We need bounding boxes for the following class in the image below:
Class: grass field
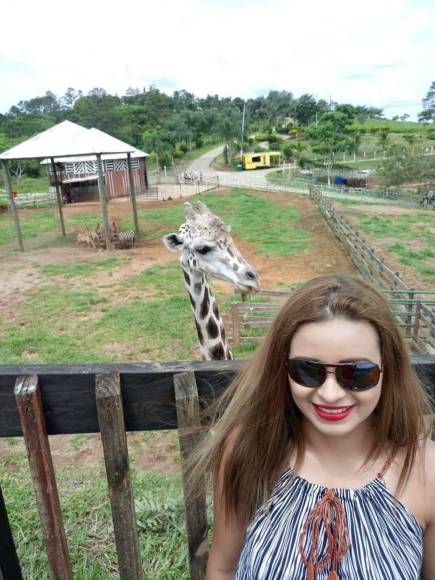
[2,449,194,579]
[1,186,432,577]
[355,212,435,281]
[0,188,315,577]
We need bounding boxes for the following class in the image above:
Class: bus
[241,151,282,170]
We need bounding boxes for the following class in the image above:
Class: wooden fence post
[232,303,241,349]
[14,375,73,580]
[174,372,208,580]
[95,371,143,580]
[413,300,421,345]
[0,483,22,580]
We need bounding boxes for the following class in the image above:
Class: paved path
[187,148,406,205]
[187,145,225,172]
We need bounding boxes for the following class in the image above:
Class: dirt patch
[0,431,180,475]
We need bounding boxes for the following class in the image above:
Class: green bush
[254,132,269,142]
[267,133,280,144]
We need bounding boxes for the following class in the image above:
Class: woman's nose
[316,373,347,402]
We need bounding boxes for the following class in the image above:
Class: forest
[0,82,434,181]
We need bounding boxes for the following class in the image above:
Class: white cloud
[0,0,434,118]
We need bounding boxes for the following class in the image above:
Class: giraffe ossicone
[163,201,260,360]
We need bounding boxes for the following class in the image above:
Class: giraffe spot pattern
[210,342,225,360]
[194,282,202,294]
[195,321,204,345]
[200,287,210,320]
[183,269,191,286]
[213,302,220,319]
[206,316,219,339]
[233,263,239,272]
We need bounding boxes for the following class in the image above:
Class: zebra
[117,230,135,249]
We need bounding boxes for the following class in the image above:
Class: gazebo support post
[127,153,140,235]
[96,153,112,250]
[50,158,66,236]
[1,160,24,252]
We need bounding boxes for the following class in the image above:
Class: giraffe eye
[196,245,213,255]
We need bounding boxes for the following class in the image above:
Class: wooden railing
[0,361,242,580]
[1,359,435,578]
[231,294,435,352]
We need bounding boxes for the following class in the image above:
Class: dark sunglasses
[287,358,382,391]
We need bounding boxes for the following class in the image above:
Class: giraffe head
[163,201,260,292]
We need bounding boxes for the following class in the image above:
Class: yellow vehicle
[241,151,281,170]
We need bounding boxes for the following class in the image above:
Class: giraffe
[163,201,260,360]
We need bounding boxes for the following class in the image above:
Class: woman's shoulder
[422,437,435,485]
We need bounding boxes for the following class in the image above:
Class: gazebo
[0,121,147,251]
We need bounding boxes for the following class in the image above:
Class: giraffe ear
[162,233,185,252]
[184,202,194,220]
[195,201,209,214]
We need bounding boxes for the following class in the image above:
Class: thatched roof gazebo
[0,121,146,250]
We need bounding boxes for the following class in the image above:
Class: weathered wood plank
[0,483,22,580]
[0,361,241,437]
[0,359,433,437]
[14,375,73,580]
[95,372,143,580]
[174,372,208,580]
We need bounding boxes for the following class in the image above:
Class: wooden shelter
[41,128,149,203]
[0,121,147,250]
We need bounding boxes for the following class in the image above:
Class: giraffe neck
[182,265,232,360]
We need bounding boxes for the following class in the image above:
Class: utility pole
[240,102,246,156]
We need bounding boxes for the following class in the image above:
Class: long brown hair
[190,274,433,525]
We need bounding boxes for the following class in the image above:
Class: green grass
[40,258,122,278]
[350,212,435,282]
[134,189,311,256]
[1,462,196,578]
[12,175,50,194]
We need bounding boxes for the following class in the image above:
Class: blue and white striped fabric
[235,470,423,579]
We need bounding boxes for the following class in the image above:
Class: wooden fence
[231,292,435,352]
[0,361,241,580]
[1,359,435,578]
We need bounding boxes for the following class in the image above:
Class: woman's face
[288,317,383,438]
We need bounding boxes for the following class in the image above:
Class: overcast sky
[1,0,434,119]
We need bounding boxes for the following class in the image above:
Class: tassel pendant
[328,572,338,580]
[307,561,315,580]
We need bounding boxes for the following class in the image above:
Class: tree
[378,152,435,189]
[377,129,389,157]
[402,133,417,153]
[215,108,242,164]
[305,112,351,184]
[348,129,362,160]
[418,81,435,123]
[292,94,317,126]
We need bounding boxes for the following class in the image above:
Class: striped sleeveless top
[235,465,423,579]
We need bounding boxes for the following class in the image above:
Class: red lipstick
[312,403,355,422]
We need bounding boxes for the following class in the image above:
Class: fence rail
[0,191,55,208]
[0,361,240,580]
[0,359,434,579]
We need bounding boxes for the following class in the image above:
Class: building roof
[0,120,146,161]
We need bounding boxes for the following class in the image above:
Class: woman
[193,275,434,579]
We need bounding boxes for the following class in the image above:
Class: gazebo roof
[0,120,141,161]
